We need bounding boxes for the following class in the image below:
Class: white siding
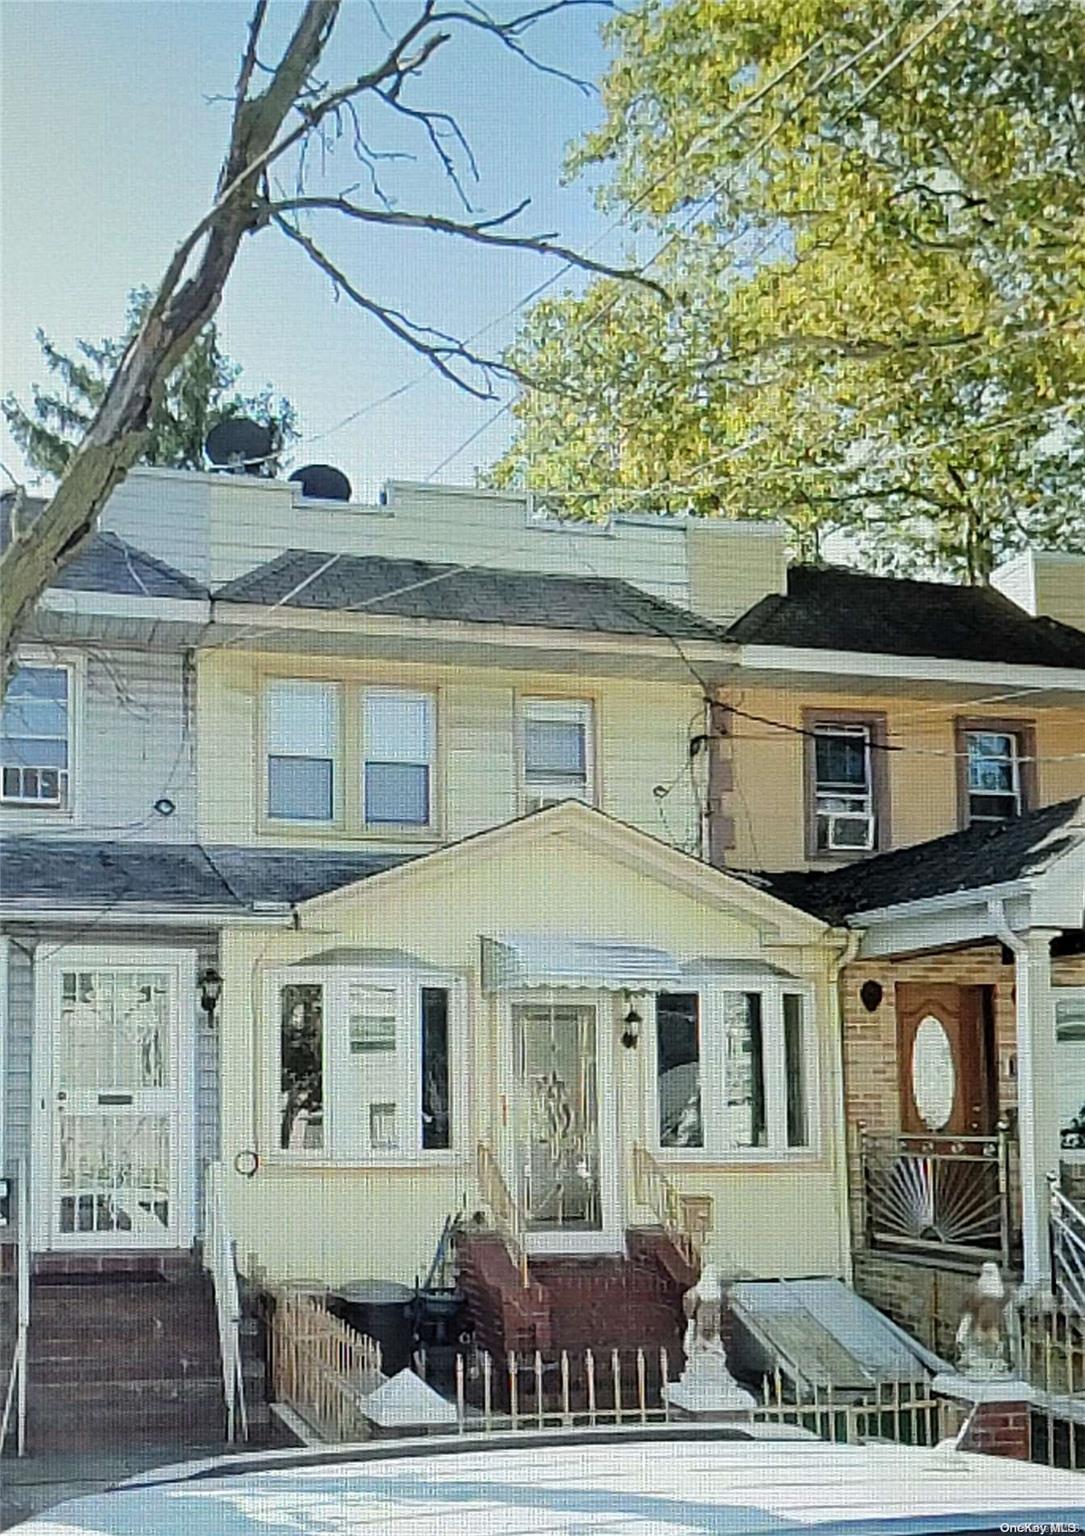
[0,928,220,1235]
[1,646,196,842]
[99,468,211,585]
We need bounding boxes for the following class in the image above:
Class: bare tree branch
[266,192,669,294]
[275,213,533,398]
[235,0,269,104]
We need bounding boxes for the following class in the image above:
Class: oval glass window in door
[912,1014,956,1131]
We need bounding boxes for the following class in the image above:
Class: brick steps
[457,1231,689,1360]
[13,1253,270,1454]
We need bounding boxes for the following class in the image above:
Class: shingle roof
[51,531,206,599]
[214,550,731,642]
[727,564,1085,669]
[749,796,1085,922]
[0,839,414,911]
[1,492,204,600]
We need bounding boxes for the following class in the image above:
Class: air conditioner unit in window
[823,811,875,851]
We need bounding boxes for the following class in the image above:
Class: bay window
[272,968,457,1160]
[652,981,814,1157]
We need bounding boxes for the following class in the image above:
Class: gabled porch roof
[753,796,1085,956]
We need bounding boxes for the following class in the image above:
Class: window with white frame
[265,680,339,822]
[363,689,434,827]
[1057,990,1085,1155]
[274,969,454,1160]
[812,723,875,852]
[965,730,1023,824]
[653,983,814,1157]
[521,697,594,811]
[0,664,71,809]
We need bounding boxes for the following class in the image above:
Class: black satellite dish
[289,464,353,502]
[205,417,274,474]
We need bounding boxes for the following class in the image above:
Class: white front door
[510,997,620,1253]
[37,947,195,1250]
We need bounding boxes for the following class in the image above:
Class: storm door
[513,1002,604,1235]
[43,952,192,1248]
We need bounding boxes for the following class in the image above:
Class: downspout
[828,926,861,1285]
[988,897,1057,1295]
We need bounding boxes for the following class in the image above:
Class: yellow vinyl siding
[726,687,1085,872]
[197,649,704,850]
[217,830,845,1286]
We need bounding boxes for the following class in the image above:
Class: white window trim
[263,678,343,828]
[647,976,819,1165]
[360,686,437,832]
[518,695,597,814]
[264,966,465,1168]
[1056,985,1085,1164]
[0,649,83,824]
[966,729,1023,823]
[813,723,875,853]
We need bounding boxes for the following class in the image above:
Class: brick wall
[842,947,1085,1249]
[852,1252,974,1358]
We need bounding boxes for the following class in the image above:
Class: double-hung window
[0,664,71,809]
[273,968,455,1160]
[363,689,434,827]
[521,697,594,811]
[653,982,814,1158]
[266,680,338,823]
[964,730,1024,824]
[809,718,882,854]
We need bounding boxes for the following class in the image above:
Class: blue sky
[1,0,626,499]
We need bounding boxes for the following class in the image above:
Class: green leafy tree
[493,0,1085,580]
[3,288,298,478]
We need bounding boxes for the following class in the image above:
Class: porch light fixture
[198,967,223,1020]
[621,993,643,1050]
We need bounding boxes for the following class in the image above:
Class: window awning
[481,935,682,993]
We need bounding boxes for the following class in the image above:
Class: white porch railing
[632,1144,711,1274]
[477,1142,530,1287]
[203,1161,248,1443]
[1050,1173,1085,1318]
[1,1158,29,1457]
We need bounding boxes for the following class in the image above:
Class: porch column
[1012,926,1061,1293]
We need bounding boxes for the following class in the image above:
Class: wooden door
[897,983,996,1137]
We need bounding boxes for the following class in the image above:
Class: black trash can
[329,1280,415,1376]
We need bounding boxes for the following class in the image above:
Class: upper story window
[363,689,434,826]
[521,697,594,812]
[965,730,1024,823]
[266,680,339,823]
[263,680,436,830]
[807,715,887,855]
[956,716,1034,829]
[274,969,455,1161]
[0,664,71,810]
[652,982,814,1159]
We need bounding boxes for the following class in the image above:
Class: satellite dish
[205,417,274,473]
[289,464,352,502]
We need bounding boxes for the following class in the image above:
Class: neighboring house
[702,550,1085,1343]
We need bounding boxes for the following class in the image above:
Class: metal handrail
[1,1157,29,1457]
[632,1144,711,1274]
[203,1161,248,1443]
[1050,1173,1085,1317]
[477,1143,530,1288]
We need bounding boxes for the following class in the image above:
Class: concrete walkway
[1,1445,230,1529]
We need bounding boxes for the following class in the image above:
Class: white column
[1014,927,1061,1292]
